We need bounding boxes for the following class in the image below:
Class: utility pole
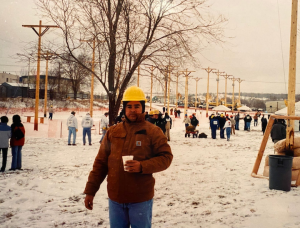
[148,65,155,110]
[236,78,244,105]
[179,69,195,116]
[229,77,237,111]
[80,38,97,117]
[167,64,178,113]
[175,72,182,109]
[221,73,232,107]
[40,51,54,117]
[286,0,298,150]
[213,70,224,106]
[193,77,202,111]
[203,67,215,117]
[23,20,58,131]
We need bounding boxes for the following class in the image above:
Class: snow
[1,107,300,228]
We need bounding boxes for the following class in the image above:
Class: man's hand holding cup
[122,156,141,173]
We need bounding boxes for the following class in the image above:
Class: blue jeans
[226,128,231,140]
[49,113,53,120]
[100,130,107,143]
[11,146,22,170]
[246,122,251,130]
[83,128,91,145]
[109,198,153,228]
[68,127,76,144]
[185,123,189,128]
[235,121,239,130]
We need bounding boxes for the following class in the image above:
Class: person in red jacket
[84,86,173,227]
[10,115,25,171]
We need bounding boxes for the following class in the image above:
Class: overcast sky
[0,0,298,95]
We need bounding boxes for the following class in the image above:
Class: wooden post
[251,116,275,176]
[236,78,244,105]
[193,78,202,110]
[203,67,214,117]
[167,65,171,113]
[41,51,54,118]
[175,72,179,109]
[221,74,232,107]
[213,70,224,107]
[286,0,298,150]
[150,66,154,110]
[230,77,237,111]
[179,69,195,116]
[60,121,62,138]
[22,21,58,130]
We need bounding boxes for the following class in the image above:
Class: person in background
[67,111,78,145]
[10,115,25,171]
[82,113,94,145]
[177,109,181,118]
[210,115,219,139]
[147,110,156,125]
[253,112,258,126]
[84,86,172,228]
[218,114,226,139]
[261,115,268,135]
[235,112,240,130]
[164,112,172,141]
[0,116,11,172]
[230,115,235,135]
[156,112,167,134]
[144,111,149,120]
[244,114,252,131]
[115,110,124,124]
[48,105,54,120]
[174,108,177,118]
[183,113,191,129]
[223,116,232,141]
[100,112,109,143]
[190,113,199,129]
[271,119,286,144]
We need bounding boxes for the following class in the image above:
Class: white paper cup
[122,155,134,171]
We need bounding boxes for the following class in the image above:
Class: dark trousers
[235,121,239,130]
[49,113,53,120]
[211,129,217,139]
[0,148,8,172]
[220,128,225,138]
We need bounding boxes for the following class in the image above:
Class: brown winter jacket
[84,113,173,203]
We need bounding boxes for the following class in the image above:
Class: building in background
[0,72,19,84]
[265,101,286,113]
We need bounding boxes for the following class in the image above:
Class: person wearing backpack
[0,116,11,172]
[190,113,199,129]
[10,115,25,171]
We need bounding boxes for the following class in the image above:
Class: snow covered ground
[1,106,300,228]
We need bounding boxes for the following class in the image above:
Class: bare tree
[37,0,227,123]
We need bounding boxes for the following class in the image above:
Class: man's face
[153,114,158,119]
[125,101,143,122]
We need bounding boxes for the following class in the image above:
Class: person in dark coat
[244,114,252,131]
[115,110,124,124]
[156,113,167,134]
[210,115,219,139]
[218,114,226,139]
[177,109,181,118]
[163,107,166,113]
[271,119,286,143]
[190,113,199,129]
[261,115,268,135]
[10,115,25,171]
[234,112,240,130]
[144,111,149,120]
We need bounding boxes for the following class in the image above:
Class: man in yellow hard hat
[84,86,173,227]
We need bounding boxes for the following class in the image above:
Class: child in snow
[223,116,232,141]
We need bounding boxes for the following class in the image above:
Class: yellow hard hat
[149,110,154,115]
[153,109,160,115]
[122,86,147,102]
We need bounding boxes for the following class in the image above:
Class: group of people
[66,111,95,146]
[0,115,25,172]
[209,113,235,141]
